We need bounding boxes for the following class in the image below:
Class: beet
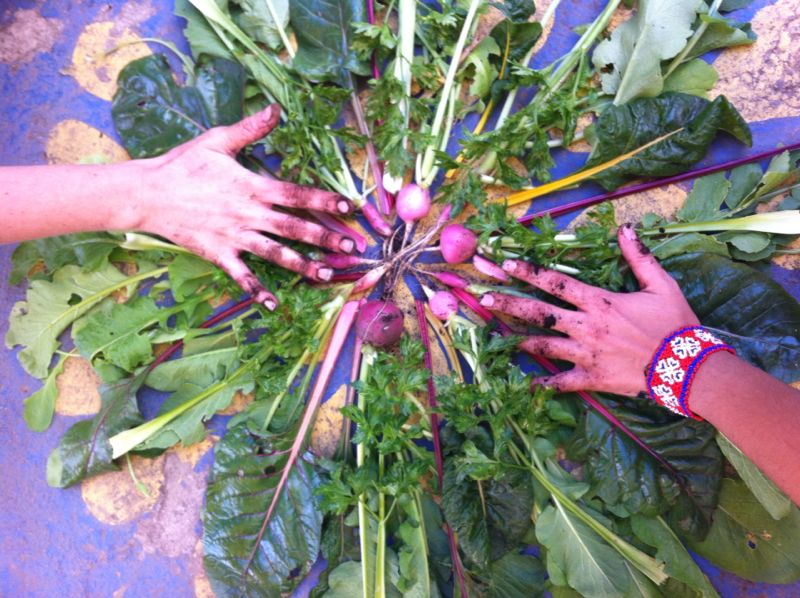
[355,300,404,347]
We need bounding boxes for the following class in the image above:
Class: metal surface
[1,1,799,596]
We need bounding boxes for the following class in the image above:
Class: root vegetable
[396,184,431,223]
[429,291,458,321]
[355,300,404,347]
[440,224,477,264]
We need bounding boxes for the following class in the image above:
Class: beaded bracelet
[646,326,736,420]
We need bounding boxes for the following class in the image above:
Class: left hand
[479,224,700,395]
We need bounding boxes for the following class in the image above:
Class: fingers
[255,179,354,215]
[261,211,356,254]
[242,233,333,282]
[617,224,670,291]
[532,368,592,394]
[519,336,587,364]
[214,104,281,154]
[479,293,579,333]
[501,259,598,308]
[218,254,277,310]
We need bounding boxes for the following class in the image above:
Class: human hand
[134,104,356,309]
[479,224,700,396]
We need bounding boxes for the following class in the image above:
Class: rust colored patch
[81,454,166,525]
[712,0,800,122]
[46,119,129,165]
[217,390,254,416]
[773,236,800,270]
[134,452,207,558]
[174,436,217,468]
[55,357,102,417]
[65,21,151,101]
[0,8,64,67]
[311,384,348,459]
[567,184,688,230]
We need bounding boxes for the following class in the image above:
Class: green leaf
[112,53,244,158]
[650,233,730,260]
[687,479,800,584]
[46,371,147,488]
[289,0,371,85]
[536,502,640,598]
[323,561,364,597]
[231,0,289,49]
[715,433,792,521]
[587,93,752,191]
[684,14,756,62]
[73,296,163,372]
[146,344,239,391]
[175,0,236,60]
[489,21,543,64]
[719,0,754,11]
[5,263,138,379]
[23,353,68,432]
[664,252,800,383]
[725,162,763,209]
[487,551,546,598]
[490,0,536,23]
[630,515,719,597]
[396,496,434,598]
[168,253,216,301]
[592,0,701,104]
[717,230,771,254]
[677,172,731,222]
[662,58,718,98]
[10,233,118,284]
[203,423,323,597]
[462,36,501,98]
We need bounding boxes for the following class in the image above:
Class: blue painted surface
[0,0,799,596]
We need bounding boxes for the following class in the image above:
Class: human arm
[480,224,800,504]
[0,105,356,309]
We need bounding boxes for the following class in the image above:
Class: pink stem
[312,211,368,253]
[367,0,380,80]
[331,272,365,283]
[415,299,469,598]
[350,90,392,216]
[430,271,470,289]
[519,140,800,225]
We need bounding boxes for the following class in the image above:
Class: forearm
[692,352,800,504]
[0,162,149,243]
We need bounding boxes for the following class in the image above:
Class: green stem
[357,346,376,598]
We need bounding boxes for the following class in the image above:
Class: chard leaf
[687,479,800,584]
[630,515,719,597]
[715,433,792,521]
[175,0,236,60]
[203,423,323,597]
[231,0,289,50]
[487,551,547,598]
[73,296,163,372]
[46,370,147,488]
[536,502,639,597]
[586,93,751,191]
[569,397,722,536]
[662,58,718,98]
[592,0,701,104]
[289,0,371,85]
[112,53,244,159]
[10,233,118,284]
[5,263,139,379]
[664,252,800,383]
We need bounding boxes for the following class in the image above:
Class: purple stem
[367,0,381,80]
[415,299,469,598]
[350,90,392,216]
[519,141,800,225]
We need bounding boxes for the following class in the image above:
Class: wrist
[103,159,155,232]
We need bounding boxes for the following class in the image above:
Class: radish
[430,271,469,289]
[429,291,458,321]
[473,255,509,282]
[440,224,477,264]
[396,183,431,224]
[355,300,404,347]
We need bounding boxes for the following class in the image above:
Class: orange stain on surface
[46,119,129,165]
[55,357,102,417]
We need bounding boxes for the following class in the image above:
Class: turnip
[440,224,477,263]
[355,300,404,347]
[429,291,458,321]
[396,183,431,224]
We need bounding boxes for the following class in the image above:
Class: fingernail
[339,238,355,253]
[501,259,518,273]
[263,298,277,311]
[337,200,351,214]
[620,223,636,241]
[479,294,495,307]
[317,267,333,281]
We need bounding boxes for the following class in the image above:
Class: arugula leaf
[175,0,236,60]
[23,353,68,432]
[5,263,148,379]
[676,171,730,222]
[112,53,245,158]
[662,58,718,98]
[586,93,751,191]
[146,343,239,391]
[687,479,800,584]
[289,0,370,85]
[204,424,323,597]
[9,233,118,284]
[664,252,800,383]
[592,0,701,104]
[46,370,147,488]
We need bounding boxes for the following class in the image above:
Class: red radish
[396,183,431,223]
[430,271,469,289]
[352,263,389,294]
[362,202,394,237]
[429,291,458,321]
[473,255,509,282]
[440,224,477,264]
[355,300,404,347]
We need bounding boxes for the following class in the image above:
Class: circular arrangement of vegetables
[6,1,800,597]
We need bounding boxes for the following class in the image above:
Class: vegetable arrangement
[6,0,800,596]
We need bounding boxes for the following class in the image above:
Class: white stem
[264,0,294,58]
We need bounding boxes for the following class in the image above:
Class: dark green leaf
[489,21,543,65]
[289,0,370,85]
[650,233,730,261]
[664,252,800,383]
[46,370,147,488]
[486,551,546,598]
[490,0,536,23]
[725,162,763,209]
[586,93,752,191]
[9,233,118,284]
[204,423,323,597]
[195,54,247,126]
[687,479,800,584]
[684,14,756,61]
[719,0,754,11]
